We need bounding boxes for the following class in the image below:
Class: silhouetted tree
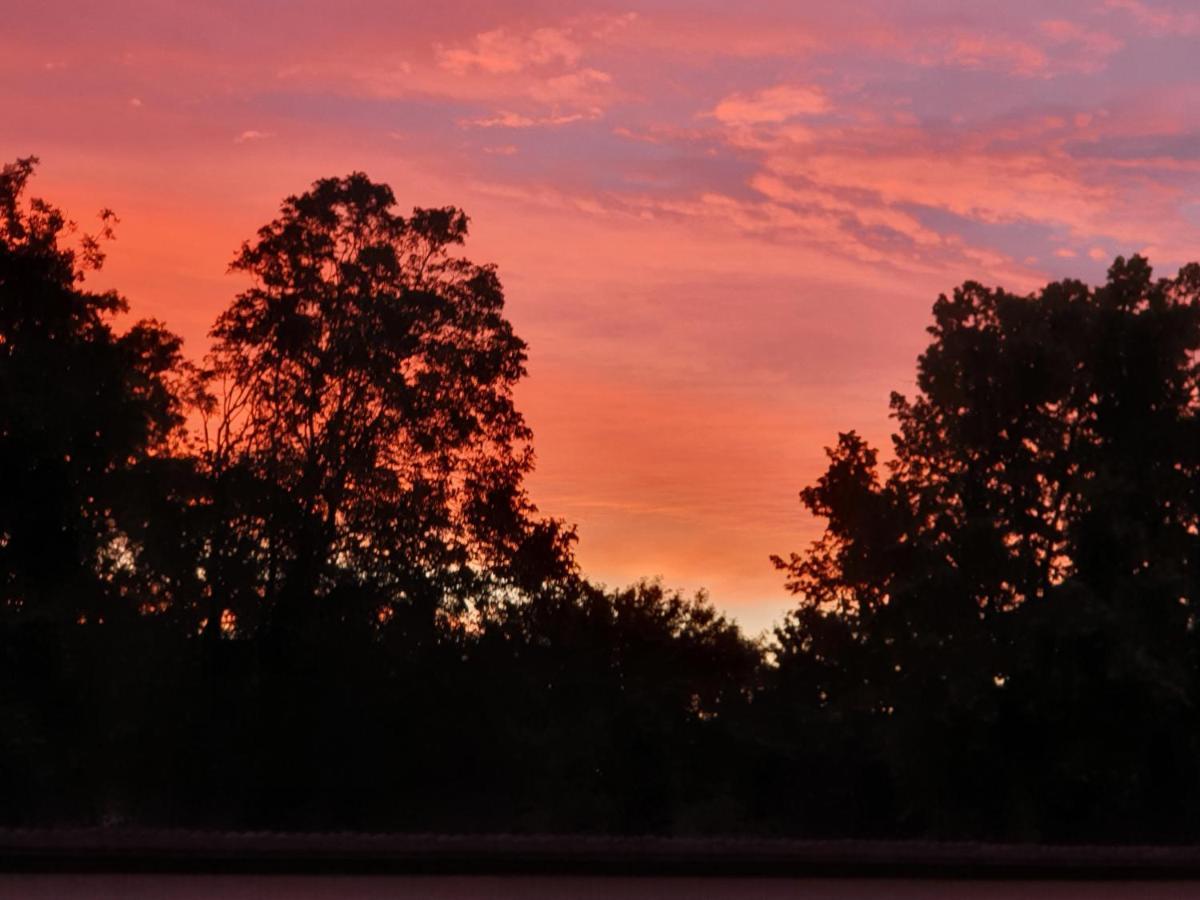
[0,157,188,626]
[770,257,1200,839]
[196,173,573,636]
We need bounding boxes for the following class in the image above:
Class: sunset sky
[5,0,1199,632]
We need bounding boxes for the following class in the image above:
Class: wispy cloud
[708,85,830,126]
[1039,19,1124,58]
[437,26,582,75]
[1105,0,1200,36]
[234,129,272,143]
[428,17,631,128]
[469,110,597,128]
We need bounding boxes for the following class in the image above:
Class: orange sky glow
[5,0,1200,631]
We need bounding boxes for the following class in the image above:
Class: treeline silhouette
[2,156,1200,842]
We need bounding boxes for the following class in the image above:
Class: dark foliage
[767,258,1200,841]
[0,161,756,834]
[2,157,1199,841]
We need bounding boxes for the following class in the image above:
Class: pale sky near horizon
[4,1,1199,633]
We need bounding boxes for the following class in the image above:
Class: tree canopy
[183,172,575,638]
[769,258,1200,838]
[0,157,187,627]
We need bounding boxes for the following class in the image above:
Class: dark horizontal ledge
[4,829,1200,877]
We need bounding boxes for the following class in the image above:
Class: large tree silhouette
[770,257,1200,838]
[197,173,573,635]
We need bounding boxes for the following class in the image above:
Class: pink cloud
[774,148,1107,230]
[938,32,1049,76]
[1105,0,1200,36]
[748,174,944,248]
[727,107,1200,265]
[896,24,1123,78]
[529,67,612,105]
[1038,19,1125,61]
[469,110,596,128]
[709,84,830,126]
[415,17,627,126]
[437,26,582,75]
[234,129,271,143]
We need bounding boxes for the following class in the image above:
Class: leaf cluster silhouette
[3,157,1200,841]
